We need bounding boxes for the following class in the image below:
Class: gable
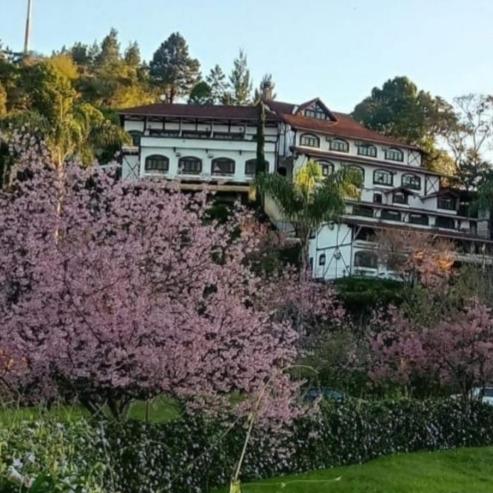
[296,98,337,121]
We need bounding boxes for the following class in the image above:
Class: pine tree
[254,73,276,102]
[124,42,141,67]
[188,81,213,105]
[97,28,120,66]
[206,64,228,104]
[228,50,252,106]
[149,32,200,103]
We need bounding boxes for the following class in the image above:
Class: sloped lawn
[215,447,493,493]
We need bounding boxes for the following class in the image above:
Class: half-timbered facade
[119,97,493,281]
[120,103,278,193]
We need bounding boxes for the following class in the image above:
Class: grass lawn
[214,447,493,493]
[0,395,180,425]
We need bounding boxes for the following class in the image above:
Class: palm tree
[256,160,360,278]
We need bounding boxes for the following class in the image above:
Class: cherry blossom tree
[368,302,493,398]
[0,152,308,420]
[375,228,455,289]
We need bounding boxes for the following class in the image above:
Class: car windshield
[483,388,493,397]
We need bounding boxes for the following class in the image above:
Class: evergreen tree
[188,81,212,105]
[124,42,141,67]
[254,73,276,101]
[228,50,252,105]
[70,42,93,67]
[149,32,200,103]
[206,64,228,104]
[97,28,120,66]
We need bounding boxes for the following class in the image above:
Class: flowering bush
[0,417,106,492]
[368,302,493,396]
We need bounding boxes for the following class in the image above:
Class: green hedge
[2,399,493,492]
[100,399,493,492]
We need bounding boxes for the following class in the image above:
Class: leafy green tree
[2,62,126,168]
[352,77,457,171]
[206,64,228,104]
[257,162,359,277]
[188,80,212,105]
[228,50,252,105]
[69,42,94,67]
[444,94,493,189]
[149,32,200,103]
[0,82,6,116]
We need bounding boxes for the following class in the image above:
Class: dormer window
[402,174,421,190]
[385,148,404,162]
[317,160,334,176]
[373,169,393,186]
[300,133,320,148]
[304,108,327,120]
[329,138,349,153]
[358,144,377,158]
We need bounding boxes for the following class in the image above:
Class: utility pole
[24,0,32,54]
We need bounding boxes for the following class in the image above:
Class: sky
[1,0,492,112]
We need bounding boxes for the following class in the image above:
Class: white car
[471,387,493,405]
[451,387,493,405]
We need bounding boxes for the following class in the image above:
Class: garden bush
[0,416,106,492]
[99,398,493,492]
[3,398,493,492]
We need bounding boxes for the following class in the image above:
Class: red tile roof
[120,99,420,151]
[120,103,278,122]
[266,100,420,150]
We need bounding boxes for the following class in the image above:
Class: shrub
[0,416,106,492]
[100,398,493,492]
[3,399,493,492]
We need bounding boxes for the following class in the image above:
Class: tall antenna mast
[24,0,33,54]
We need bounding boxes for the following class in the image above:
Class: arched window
[212,158,235,175]
[179,157,202,175]
[357,144,377,158]
[329,138,349,153]
[402,174,421,190]
[128,130,142,147]
[354,251,378,269]
[300,133,320,148]
[145,154,169,173]
[317,160,334,176]
[348,165,365,184]
[373,169,393,186]
[385,148,404,162]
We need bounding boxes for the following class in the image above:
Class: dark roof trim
[292,147,444,177]
[344,217,491,243]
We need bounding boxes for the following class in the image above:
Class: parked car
[472,387,493,405]
[451,387,493,405]
[303,387,347,403]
